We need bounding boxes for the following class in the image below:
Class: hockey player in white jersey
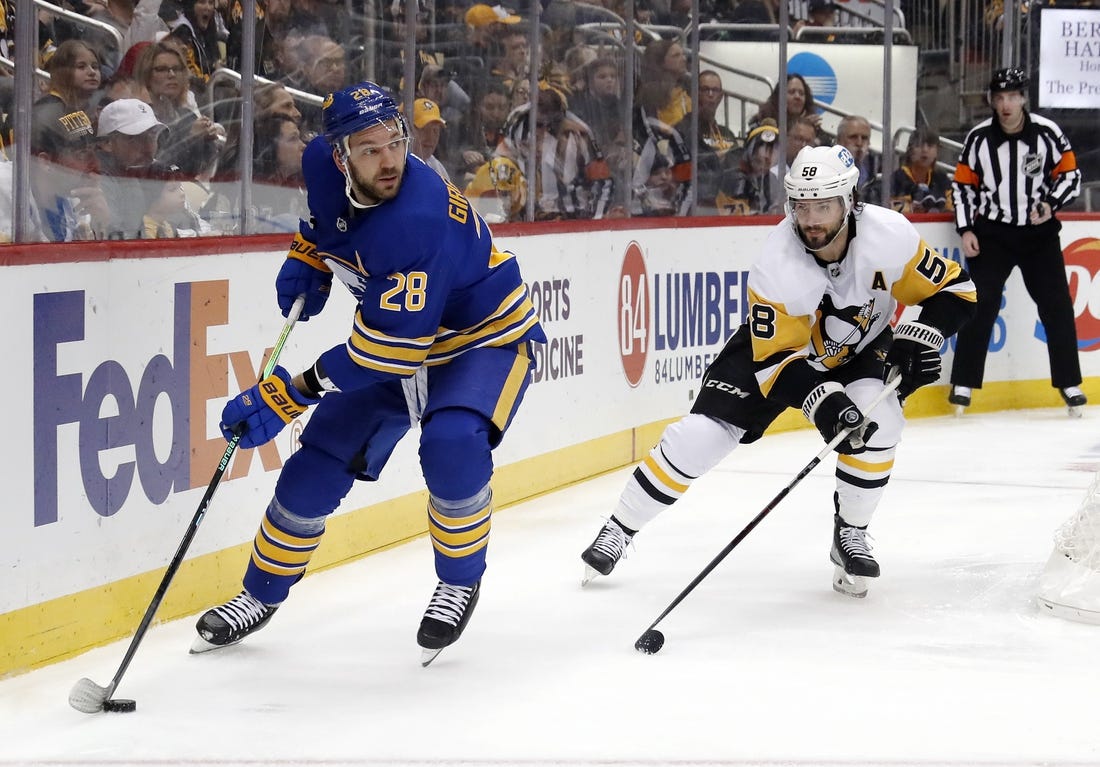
[582,145,977,597]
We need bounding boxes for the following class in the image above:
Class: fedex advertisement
[5,258,434,615]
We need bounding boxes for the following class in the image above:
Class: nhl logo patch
[1022,153,1043,178]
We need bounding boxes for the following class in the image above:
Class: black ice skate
[948,385,971,417]
[830,513,880,599]
[580,516,635,585]
[1060,387,1087,418]
[190,590,278,653]
[417,580,480,667]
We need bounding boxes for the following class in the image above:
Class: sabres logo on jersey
[810,296,881,368]
[323,253,369,299]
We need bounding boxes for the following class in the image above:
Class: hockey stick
[69,295,306,713]
[634,374,903,654]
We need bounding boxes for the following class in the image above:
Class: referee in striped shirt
[948,67,1086,416]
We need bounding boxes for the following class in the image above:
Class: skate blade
[832,566,869,599]
[581,565,602,587]
[189,635,238,654]
[420,647,444,667]
[1068,405,1084,419]
[952,404,966,418]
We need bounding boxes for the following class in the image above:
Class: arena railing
[32,0,125,54]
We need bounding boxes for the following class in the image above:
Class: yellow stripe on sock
[429,517,492,547]
[250,551,307,577]
[259,516,323,549]
[427,502,492,531]
[643,454,689,494]
[837,454,895,473]
[253,532,317,567]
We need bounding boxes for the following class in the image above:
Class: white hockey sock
[614,414,743,531]
[835,446,896,527]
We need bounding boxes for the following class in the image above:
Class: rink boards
[3,215,1099,676]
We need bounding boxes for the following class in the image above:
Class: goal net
[1037,473,1100,624]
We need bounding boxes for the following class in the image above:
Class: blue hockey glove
[276,233,332,320]
[802,382,878,455]
[885,321,945,400]
[220,366,322,449]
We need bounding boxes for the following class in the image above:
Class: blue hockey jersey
[298,136,547,391]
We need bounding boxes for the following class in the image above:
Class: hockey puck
[634,629,665,655]
[102,698,137,713]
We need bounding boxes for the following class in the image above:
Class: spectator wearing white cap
[97,97,167,169]
[410,97,451,182]
[95,97,171,239]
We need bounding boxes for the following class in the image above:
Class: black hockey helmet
[989,67,1028,94]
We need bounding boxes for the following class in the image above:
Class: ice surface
[4,407,1100,767]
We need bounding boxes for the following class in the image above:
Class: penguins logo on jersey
[810,296,881,368]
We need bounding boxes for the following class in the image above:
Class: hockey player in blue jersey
[192,81,546,665]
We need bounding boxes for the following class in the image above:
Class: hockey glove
[220,366,322,449]
[276,233,332,320]
[885,321,945,400]
[802,382,878,455]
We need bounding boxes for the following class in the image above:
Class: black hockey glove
[885,321,945,400]
[802,382,878,455]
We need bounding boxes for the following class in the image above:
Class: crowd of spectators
[1,0,957,241]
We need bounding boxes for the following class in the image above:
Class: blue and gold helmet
[321,81,405,147]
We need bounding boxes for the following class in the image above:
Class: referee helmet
[989,67,1028,95]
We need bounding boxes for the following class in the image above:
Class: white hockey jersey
[747,204,976,399]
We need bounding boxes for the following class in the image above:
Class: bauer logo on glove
[220,366,322,449]
[260,378,309,423]
[276,233,333,321]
